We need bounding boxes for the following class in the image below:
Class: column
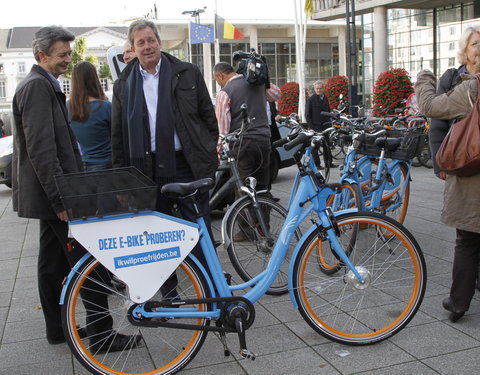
[202,42,213,97]
[338,26,347,76]
[373,6,388,80]
[249,26,258,52]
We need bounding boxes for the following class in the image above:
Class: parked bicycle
[329,124,422,222]
[210,105,300,295]
[56,131,427,375]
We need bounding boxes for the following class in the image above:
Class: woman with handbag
[429,25,480,175]
[415,55,480,322]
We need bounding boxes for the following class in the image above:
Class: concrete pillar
[249,26,258,52]
[338,26,347,76]
[373,6,388,80]
[202,42,213,96]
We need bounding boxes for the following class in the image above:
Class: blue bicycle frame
[61,152,362,321]
[334,140,411,215]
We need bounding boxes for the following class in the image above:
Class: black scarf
[123,61,146,172]
[123,56,176,177]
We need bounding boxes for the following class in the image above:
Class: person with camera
[213,61,280,193]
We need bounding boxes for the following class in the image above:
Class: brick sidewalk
[0,166,479,374]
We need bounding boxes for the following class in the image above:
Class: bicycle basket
[358,130,423,161]
[54,167,157,220]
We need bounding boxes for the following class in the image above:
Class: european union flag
[190,22,214,44]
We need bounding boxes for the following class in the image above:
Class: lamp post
[345,0,359,116]
[181,7,206,24]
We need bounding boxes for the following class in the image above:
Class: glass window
[18,62,25,73]
[219,43,231,55]
[100,78,108,92]
[260,43,275,54]
[437,6,462,25]
[305,43,318,60]
[265,55,276,77]
[0,81,5,98]
[462,2,474,20]
[276,43,290,55]
[62,79,70,95]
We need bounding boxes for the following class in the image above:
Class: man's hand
[56,210,69,222]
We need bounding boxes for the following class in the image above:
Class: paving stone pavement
[0,165,479,374]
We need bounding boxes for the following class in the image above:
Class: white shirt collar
[140,57,162,78]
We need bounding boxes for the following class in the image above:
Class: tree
[372,68,413,116]
[85,54,97,66]
[99,61,112,80]
[65,37,87,79]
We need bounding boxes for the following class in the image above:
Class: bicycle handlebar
[272,137,290,148]
[284,132,310,151]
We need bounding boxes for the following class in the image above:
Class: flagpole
[214,0,221,95]
[294,0,306,122]
[301,0,308,122]
[188,22,192,63]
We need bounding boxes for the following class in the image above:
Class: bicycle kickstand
[235,317,256,360]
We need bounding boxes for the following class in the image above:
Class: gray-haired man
[12,26,139,350]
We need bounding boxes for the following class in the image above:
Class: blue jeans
[84,162,112,172]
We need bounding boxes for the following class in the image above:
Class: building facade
[0,26,129,110]
[312,0,480,107]
[0,19,347,110]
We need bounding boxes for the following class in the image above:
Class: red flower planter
[372,68,413,117]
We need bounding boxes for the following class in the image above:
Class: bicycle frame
[336,141,411,214]
[60,155,362,321]
[209,159,242,210]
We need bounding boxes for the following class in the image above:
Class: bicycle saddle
[161,178,214,197]
[374,137,401,151]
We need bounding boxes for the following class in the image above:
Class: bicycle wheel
[226,195,301,295]
[322,182,362,275]
[416,134,433,168]
[330,136,347,160]
[381,162,410,224]
[293,211,426,345]
[327,181,362,212]
[62,255,210,375]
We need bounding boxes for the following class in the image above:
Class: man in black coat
[111,20,218,296]
[305,80,331,132]
[12,26,139,350]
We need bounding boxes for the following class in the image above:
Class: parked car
[269,119,301,183]
[0,135,13,188]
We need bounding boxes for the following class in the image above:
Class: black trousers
[39,219,112,340]
[235,138,271,192]
[153,151,212,298]
[450,228,480,311]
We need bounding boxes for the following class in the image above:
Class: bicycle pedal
[239,348,256,360]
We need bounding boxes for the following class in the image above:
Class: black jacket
[12,65,83,219]
[305,94,330,130]
[429,66,463,173]
[111,52,218,180]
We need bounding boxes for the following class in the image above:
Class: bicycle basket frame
[54,167,157,220]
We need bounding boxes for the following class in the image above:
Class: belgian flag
[215,15,244,40]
